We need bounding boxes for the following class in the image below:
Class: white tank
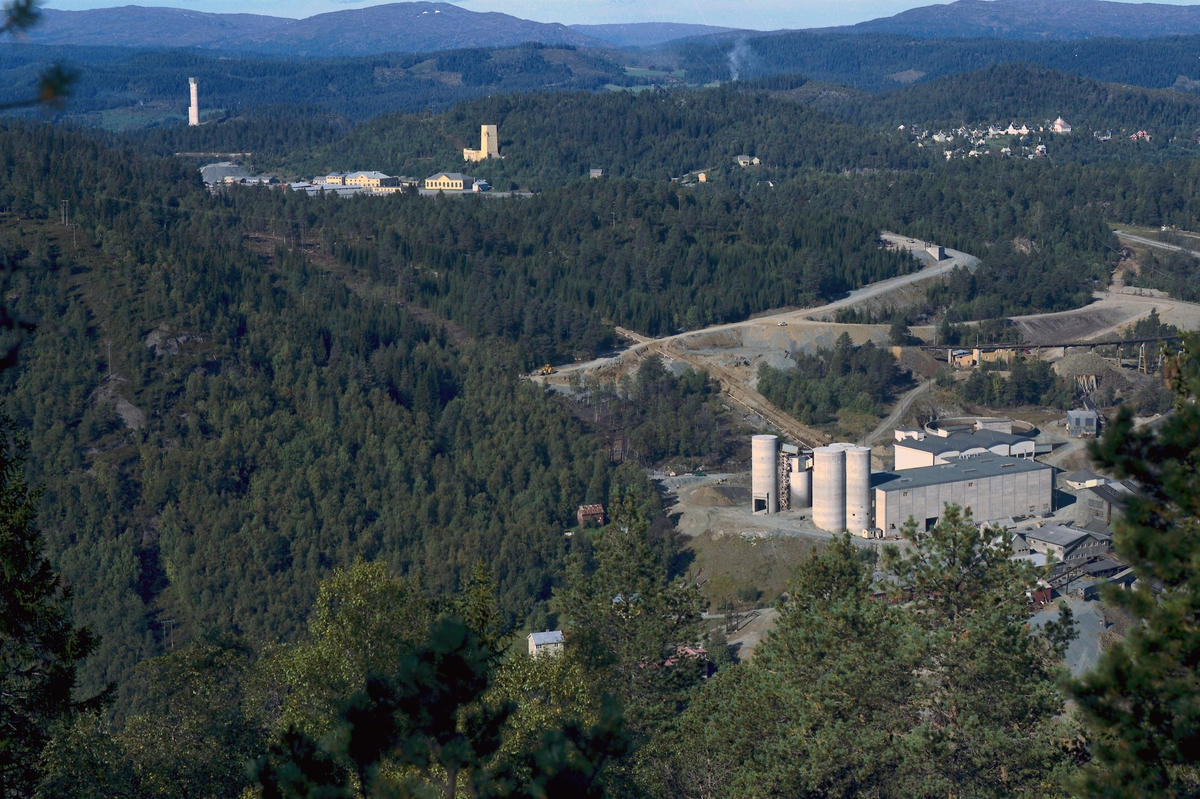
[751,435,779,514]
[812,446,846,532]
[844,446,873,532]
[790,467,812,508]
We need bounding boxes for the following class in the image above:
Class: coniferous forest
[3,12,1200,797]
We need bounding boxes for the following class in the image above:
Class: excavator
[537,364,556,375]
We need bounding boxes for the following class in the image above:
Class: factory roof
[1083,480,1142,507]
[874,455,1052,492]
[1081,555,1127,576]
[1025,524,1104,548]
[894,430,1029,455]
[199,162,251,184]
[1064,469,1106,486]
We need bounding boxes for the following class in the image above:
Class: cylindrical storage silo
[812,446,846,532]
[751,435,779,514]
[790,467,812,508]
[844,446,873,533]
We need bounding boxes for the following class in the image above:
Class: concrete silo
[812,445,847,532]
[790,460,812,508]
[844,445,873,533]
[751,435,779,514]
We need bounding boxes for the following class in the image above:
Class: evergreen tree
[882,505,1079,798]
[1068,333,1200,797]
[0,413,106,796]
[254,616,629,799]
[553,494,705,740]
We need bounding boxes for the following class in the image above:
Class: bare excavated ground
[1014,293,1200,345]
[1013,303,1137,345]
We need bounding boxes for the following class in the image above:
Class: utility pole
[59,199,68,227]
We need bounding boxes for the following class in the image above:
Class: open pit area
[1012,291,1200,344]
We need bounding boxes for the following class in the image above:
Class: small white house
[528,630,565,657]
[1053,117,1073,134]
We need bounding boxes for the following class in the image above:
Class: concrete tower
[812,445,847,532]
[844,446,873,533]
[188,78,199,127]
[751,434,779,514]
[481,124,499,158]
[464,124,500,162]
[789,455,812,508]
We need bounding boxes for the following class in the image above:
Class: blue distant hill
[28,2,606,56]
[833,0,1200,40]
[568,22,737,48]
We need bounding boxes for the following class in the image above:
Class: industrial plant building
[464,125,500,162]
[1067,409,1101,438]
[425,172,474,191]
[1076,480,1142,530]
[1022,524,1111,565]
[751,431,1055,535]
[893,429,1036,470]
[873,456,1054,534]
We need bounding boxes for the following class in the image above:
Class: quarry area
[538,231,1199,662]
[541,232,1200,447]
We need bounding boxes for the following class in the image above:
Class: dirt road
[865,380,932,446]
[553,234,976,380]
[1114,230,1200,259]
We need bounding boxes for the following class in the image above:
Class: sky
[37,0,1200,32]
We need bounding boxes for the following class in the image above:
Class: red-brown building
[576,504,606,527]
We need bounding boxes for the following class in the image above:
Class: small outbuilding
[576,504,606,527]
[1063,469,1108,490]
[528,630,564,658]
[1067,409,1101,438]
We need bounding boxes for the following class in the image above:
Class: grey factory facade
[872,456,1054,534]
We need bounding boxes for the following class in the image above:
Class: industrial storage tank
[844,446,873,532]
[812,446,847,532]
[751,435,779,514]
[790,465,812,508]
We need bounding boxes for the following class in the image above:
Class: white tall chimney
[188,78,199,126]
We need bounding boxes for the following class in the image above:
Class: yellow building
[425,172,473,191]
[345,171,398,188]
[953,347,1017,368]
[463,125,500,162]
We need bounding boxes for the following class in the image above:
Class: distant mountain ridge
[568,22,737,48]
[30,2,606,56]
[838,0,1200,40]
[25,0,1200,58]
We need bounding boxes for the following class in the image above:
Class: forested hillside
[0,123,661,704]
[138,83,1149,345]
[5,30,1200,797]
[657,31,1200,90]
[0,42,635,128]
[10,27,1200,132]
[807,65,1200,156]
[219,178,912,360]
[166,88,931,186]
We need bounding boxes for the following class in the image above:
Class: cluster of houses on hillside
[901,117,1073,160]
[903,116,1073,143]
